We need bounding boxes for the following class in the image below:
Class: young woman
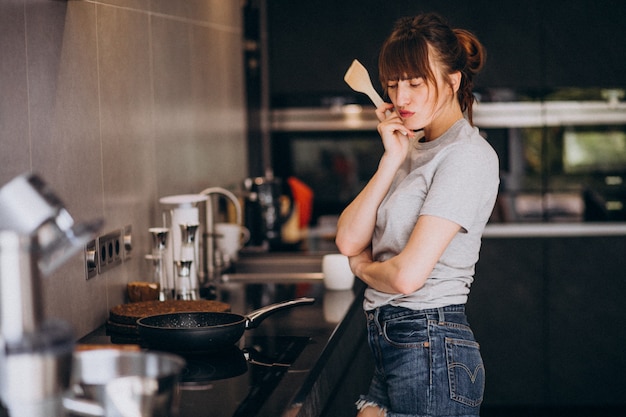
[335,13,499,417]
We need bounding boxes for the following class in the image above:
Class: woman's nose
[396,85,411,106]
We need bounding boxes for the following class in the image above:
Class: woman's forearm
[352,215,462,295]
[336,154,402,256]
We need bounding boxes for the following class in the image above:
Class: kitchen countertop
[75,224,626,416]
[78,277,370,417]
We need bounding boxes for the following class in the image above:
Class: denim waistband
[366,303,466,324]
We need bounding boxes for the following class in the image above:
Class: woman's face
[385,63,458,132]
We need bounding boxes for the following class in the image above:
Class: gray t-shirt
[363,118,500,311]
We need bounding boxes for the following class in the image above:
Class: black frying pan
[136,297,314,351]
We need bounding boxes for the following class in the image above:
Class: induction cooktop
[177,335,310,417]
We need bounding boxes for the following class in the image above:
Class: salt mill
[148,227,172,301]
[174,260,195,300]
[177,223,199,300]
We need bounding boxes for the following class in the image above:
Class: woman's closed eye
[387,78,425,90]
[409,78,424,88]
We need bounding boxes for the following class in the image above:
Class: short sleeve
[420,139,499,232]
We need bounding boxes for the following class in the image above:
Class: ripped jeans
[357,304,484,417]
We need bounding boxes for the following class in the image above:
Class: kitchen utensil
[109,300,231,326]
[242,176,294,250]
[0,318,74,417]
[176,223,199,300]
[147,227,172,301]
[136,297,315,352]
[344,59,384,108]
[107,299,230,332]
[106,300,231,343]
[174,260,195,300]
[63,349,185,417]
[159,194,206,291]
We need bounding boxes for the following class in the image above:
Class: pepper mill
[174,260,195,300]
[148,227,172,301]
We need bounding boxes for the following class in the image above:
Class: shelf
[271,101,626,132]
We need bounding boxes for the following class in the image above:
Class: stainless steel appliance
[63,349,185,417]
[242,176,293,250]
[0,173,102,417]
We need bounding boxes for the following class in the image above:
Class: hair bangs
[378,35,432,87]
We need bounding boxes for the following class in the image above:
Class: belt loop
[374,307,384,336]
[437,307,445,324]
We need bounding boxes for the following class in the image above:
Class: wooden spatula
[344,59,384,108]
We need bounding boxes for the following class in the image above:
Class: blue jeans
[358,304,484,417]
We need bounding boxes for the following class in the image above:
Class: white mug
[215,223,250,261]
[322,253,354,290]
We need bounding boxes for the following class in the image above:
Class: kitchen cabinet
[264,0,626,107]
[467,234,626,408]
[467,238,547,405]
[542,1,626,88]
[546,236,626,405]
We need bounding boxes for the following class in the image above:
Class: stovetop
[61,280,341,417]
[176,335,310,417]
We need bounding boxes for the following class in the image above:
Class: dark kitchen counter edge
[251,279,371,417]
[286,280,371,417]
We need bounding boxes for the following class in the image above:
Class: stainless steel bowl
[64,349,185,417]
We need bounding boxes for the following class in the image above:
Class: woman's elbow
[391,268,427,295]
[335,243,362,258]
[393,280,425,295]
[335,235,364,257]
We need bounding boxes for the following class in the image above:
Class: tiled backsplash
[0,0,247,338]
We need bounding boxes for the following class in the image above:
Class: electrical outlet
[123,224,132,261]
[98,230,123,274]
[85,239,97,279]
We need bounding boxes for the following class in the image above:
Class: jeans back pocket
[445,337,485,407]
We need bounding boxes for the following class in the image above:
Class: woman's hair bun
[454,28,486,75]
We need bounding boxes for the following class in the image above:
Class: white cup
[322,253,354,290]
[215,223,250,261]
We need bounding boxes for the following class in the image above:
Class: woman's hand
[348,247,373,277]
[376,103,413,164]
[350,215,462,295]
[336,102,411,258]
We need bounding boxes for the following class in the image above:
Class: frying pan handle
[245,297,315,329]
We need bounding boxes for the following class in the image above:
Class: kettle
[242,176,293,250]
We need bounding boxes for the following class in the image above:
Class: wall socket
[85,225,132,279]
[123,224,132,261]
[98,230,123,274]
[85,239,98,279]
